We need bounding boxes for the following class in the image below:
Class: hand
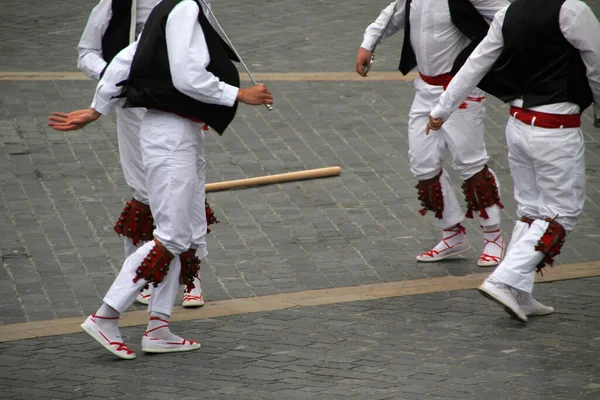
[594,116,600,128]
[48,108,102,131]
[356,47,373,77]
[426,115,443,135]
[237,84,273,106]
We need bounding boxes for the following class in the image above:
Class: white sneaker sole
[416,245,472,262]
[182,300,205,308]
[477,285,528,323]
[142,343,201,354]
[477,259,501,267]
[80,321,136,360]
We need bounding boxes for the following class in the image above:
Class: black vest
[119,0,241,135]
[398,0,490,75]
[481,0,593,112]
[101,0,133,65]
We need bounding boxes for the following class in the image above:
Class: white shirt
[91,0,238,115]
[77,0,160,80]
[360,0,509,77]
[431,0,600,120]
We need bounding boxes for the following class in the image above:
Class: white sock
[93,303,122,340]
[145,312,182,341]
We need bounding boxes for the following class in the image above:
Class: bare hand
[426,115,443,135]
[237,84,273,106]
[356,47,373,77]
[48,108,102,131]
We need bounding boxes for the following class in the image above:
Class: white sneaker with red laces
[182,277,205,308]
[478,226,505,267]
[416,223,471,262]
[135,286,152,305]
[80,314,136,360]
[141,317,201,354]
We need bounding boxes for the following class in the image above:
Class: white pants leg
[409,78,490,229]
[491,118,585,293]
[190,131,208,260]
[140,110,205,256]
[104,241,156,312]
[116,107,148,204]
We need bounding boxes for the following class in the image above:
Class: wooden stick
[205,166,342,192]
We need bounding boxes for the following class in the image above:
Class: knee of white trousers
[132,190,150,205]
[455,160,489,182]
[412,168,443,182]
[194,244,208,260]
[124,237,140,260]
[153,232,192,256]
[147,257,182,317]
[503,220,529,255]
[490,219,549,293]
[103,241,156,313]
[479,204,502,227]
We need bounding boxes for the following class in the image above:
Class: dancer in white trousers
[50,0,273,358]
[77,0,214,307]
[356,0,508,267]
[428,0,600,322]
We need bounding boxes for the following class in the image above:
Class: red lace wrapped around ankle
[461,165,504,219]
[114,198,155,245]
[133,240,174,287]
[416,171,444,219]
[205,199,219,234]
[179,248,201,291]
[534,217,566,274]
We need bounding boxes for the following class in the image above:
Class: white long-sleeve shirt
[360,0,509,77]
[77,0,158,80]
[91,0,238,116]
[431,0,600,120]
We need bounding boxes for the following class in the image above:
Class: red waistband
[509,106,580,129]
[419,72,453,89]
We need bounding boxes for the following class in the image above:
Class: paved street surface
[1,0,600,399]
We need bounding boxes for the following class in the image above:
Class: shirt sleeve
[360,0,406,51]
[90,41,138,115]
[470,0,510,22]
[560,0,600,118]
[431,6,508,121]
[77,0,112,81]
[166,0,239,107]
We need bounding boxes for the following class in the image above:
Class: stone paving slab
[1,278,600,400]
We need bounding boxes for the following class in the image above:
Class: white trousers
[103,110,209,316]
[491,117,585,293]
[408,77,500,229]
[116,107,148,204]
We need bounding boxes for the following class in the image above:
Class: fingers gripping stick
[198,0,273,111]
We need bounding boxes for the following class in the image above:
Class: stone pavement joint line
[0,260,598,344]
[0,71,419,81]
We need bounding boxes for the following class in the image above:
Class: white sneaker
[517,292,555,317]
[182,277,205,308]
[80,315,136,360]
[135,286,152,305]
[478,278,528,322]
[417,224,471,262]
[142,337,201,354]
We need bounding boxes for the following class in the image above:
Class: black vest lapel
[101,0,133,65]
[398,0,416,75]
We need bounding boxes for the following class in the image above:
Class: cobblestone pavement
[1,0,600,398]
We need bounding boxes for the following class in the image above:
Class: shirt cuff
[430,104,450,122]
[91,95,114,116]
[220,84,239,107]
[360,35,378,52]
